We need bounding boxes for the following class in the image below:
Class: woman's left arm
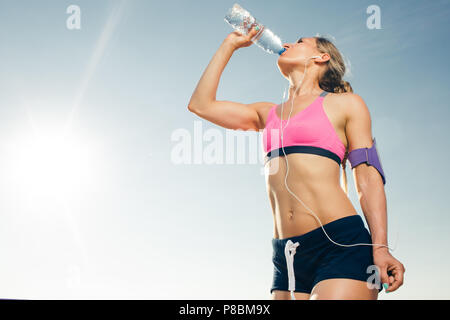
[344,93,405,293]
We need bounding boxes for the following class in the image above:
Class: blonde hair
[314,36,352,196]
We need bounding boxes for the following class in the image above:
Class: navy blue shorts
[271,214,383,294]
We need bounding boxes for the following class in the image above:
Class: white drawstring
[284,240,300,300]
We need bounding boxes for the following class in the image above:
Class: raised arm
[187,27,274,131]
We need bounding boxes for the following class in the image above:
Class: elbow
[187,99,196,111]
[187,99,212,114]
[187,96,198,112]
[187,102,201,114]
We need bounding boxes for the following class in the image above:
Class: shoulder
[338,93,373,150]
[329,92,371,123]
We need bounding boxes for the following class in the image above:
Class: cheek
[288,47,308,58]
[295,46,311,56]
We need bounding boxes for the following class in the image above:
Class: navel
[288,209,294,219]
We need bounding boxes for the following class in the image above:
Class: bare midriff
[265,152,357,239]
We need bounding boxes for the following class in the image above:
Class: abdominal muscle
[265,152,357,239]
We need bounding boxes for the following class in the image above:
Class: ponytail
[334,80,353,94]
[336,81,353,197]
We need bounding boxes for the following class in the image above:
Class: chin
[277,60,297,77]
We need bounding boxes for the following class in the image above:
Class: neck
[287,67,322,99]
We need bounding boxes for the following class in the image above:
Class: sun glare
[7,131,94,198]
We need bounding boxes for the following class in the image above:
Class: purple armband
[347,137,386,185]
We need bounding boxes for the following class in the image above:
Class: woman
[187,27,405,300]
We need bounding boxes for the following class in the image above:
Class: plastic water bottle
[224,3,286,56]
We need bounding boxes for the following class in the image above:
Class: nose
[282,44,291,53]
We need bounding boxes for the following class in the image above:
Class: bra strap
[319,91,329,97]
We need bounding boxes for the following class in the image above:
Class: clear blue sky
[0,0,449,299]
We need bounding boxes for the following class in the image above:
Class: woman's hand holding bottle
[224,25,260,51]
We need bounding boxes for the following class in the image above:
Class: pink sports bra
[262,91,346,166]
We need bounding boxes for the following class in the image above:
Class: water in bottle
[224,3,286,56]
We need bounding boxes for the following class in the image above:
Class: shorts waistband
[272,214,366,249]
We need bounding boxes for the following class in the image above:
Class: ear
[317,53,331,63]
